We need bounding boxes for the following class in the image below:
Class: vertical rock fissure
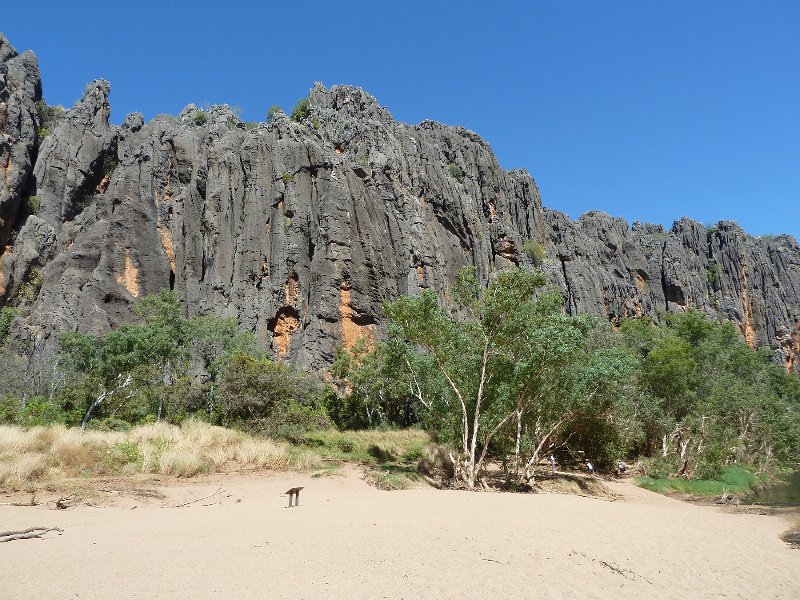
[659,240,670,312]
[559,257,574,313]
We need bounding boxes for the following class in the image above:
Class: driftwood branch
[172,487,224,508]
[55,493,81,509]
[0,527,63,542]
[569,550,652,584]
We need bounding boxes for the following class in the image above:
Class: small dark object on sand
[285,487,304,508]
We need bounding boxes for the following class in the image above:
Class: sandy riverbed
[1,469,798,599]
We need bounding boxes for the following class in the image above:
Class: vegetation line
[1,269,798,494]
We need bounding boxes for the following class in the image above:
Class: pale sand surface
[2,469,798,600]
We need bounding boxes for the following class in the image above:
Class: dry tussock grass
[159,449,206,477]
[52,440,95,469]
[0,419,298,490]
[0,452,49,489]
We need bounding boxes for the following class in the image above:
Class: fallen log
[0,527,63,542]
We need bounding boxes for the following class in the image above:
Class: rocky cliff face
[542,211,800,371]
[1,33,798,374]
[0,35,40,260]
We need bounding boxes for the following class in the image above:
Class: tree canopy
[1,272,798,488]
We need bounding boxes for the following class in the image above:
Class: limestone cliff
[0,34,798,374]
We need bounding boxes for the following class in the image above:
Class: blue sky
[3,1,798,238]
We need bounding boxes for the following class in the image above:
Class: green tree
[385,267,630,488]
[621,310,800,477]
[217,353,329,435]
[60,291,191,428]
[330,336,424,429]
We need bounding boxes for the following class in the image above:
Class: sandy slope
[1,469,798,600]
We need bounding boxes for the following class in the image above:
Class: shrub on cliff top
[267,105,283,122]
[35,100,66,139]
[290,98,311,122]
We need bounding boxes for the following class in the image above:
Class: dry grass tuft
[52,439,95,469]
[128,421,181,445]
[0,419,298,490]
[0,452,50,489]
[159,449,206,477]
[0,425,42,454]
[235,438,292,470]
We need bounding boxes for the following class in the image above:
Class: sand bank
[2,469,798,599]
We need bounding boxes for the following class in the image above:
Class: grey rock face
[543,212,800,370]
[0,38,798,376]
[0,33,40,287]
[7,81,544,370]
[32,79,116,230]
[0,76,115,304]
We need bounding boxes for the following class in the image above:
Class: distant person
[549,453,557,472]
[617,460,628,477]
[586,460,595,476]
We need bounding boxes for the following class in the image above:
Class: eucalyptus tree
[385,267,633,488]
[59,290,248,428]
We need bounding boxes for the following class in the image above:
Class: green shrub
[0,394,20,423]
[447,163,464,181]
[16,268,44,304]
[640,455,681,479]
[290,98,311,122]
[91,418,134,432]
[707,261,720,285]
[365,465,421,490]
[281,171,292,184]
[24,195,41,216]
[102,153,119,178]
[193,111,208,126]
[17,397,69,427]
[35,100,66,139]
[267,403,334,441]
[0,306,18,343]
[693,440,728,480]
[217,353,325,430]
[103,441,141,472]
[267,105,283,122]
[522,239,546,266]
